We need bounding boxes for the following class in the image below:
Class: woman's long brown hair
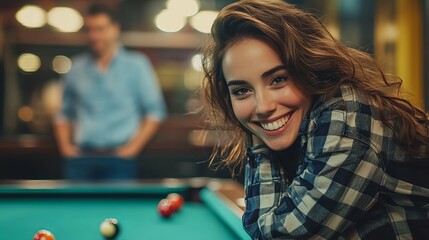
[201,0,429,174]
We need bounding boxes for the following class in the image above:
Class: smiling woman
[201,0,429,239]
[222,38,311,151]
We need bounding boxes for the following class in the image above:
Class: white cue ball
[99,218,118,239]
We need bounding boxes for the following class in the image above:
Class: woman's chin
[264,141,291,151]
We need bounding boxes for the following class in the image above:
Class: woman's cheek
[231,99,252,122]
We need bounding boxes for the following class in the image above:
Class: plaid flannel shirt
[243,84,429,239]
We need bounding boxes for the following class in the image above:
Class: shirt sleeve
[242,109,384,239]
[136,55,167,121]
[56,73,76,122]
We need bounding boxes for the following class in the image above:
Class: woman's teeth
[261,114,292,131]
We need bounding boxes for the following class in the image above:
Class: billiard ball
[158,199,174,217]
[33,230,55,240]
[167,193,184,212]
[100,218,120,239]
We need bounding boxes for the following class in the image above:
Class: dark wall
[0,116,235,180]
[0,60,4,134]
[339,0,376,54]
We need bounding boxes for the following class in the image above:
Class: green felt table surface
[0,183,250,240]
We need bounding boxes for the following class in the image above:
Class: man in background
[54,4,166,180]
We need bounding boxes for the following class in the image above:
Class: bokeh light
[15,5,46,28]
[191,53,203,72]
[18,53,41,72]
[155,9,186,32]
[42,81,62,114]
[47,7,83,32]
[52,55,72,74]
[384,23,398,42]
[18,106,34,122]
[189,11,218,33]
[166,0,199,17]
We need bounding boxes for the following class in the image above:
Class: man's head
[84,5,120,56]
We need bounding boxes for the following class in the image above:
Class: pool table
[0,179,250,240]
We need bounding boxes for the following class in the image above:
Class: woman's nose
[255,91,276,116]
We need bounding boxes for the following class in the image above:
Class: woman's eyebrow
[226,65,285,87]
[261,65,286,79]
[226,80,248,87]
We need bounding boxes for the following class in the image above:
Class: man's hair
[87,4,119,23]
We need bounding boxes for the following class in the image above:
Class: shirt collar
[298,87,345,137]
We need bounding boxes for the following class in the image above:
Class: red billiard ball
[167,193,184,212]
[33,230,55,240]
[99,218,120,239]
[158,199,174,218]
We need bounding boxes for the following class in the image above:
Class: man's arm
[116,54,166,158]
[54,119,79,157]
[54,70,78,158]
[115,116,162,158]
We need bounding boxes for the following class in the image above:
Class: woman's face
[222,38,312,150]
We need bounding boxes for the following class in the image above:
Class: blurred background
[0,0,427,180]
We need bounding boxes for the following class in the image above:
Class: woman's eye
[230,88,251,97]
[271,76,288,85]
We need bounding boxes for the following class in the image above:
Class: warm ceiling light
[155,9,186,32]
[384,23,398,42]
[18,106,34,122]
[190,11,218,33]
[166,0,199,17]
[52,55,72,74]
[42,82,62,114]
[18,53,41,72]
[47,7,83,32]
[16,5,46,28]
